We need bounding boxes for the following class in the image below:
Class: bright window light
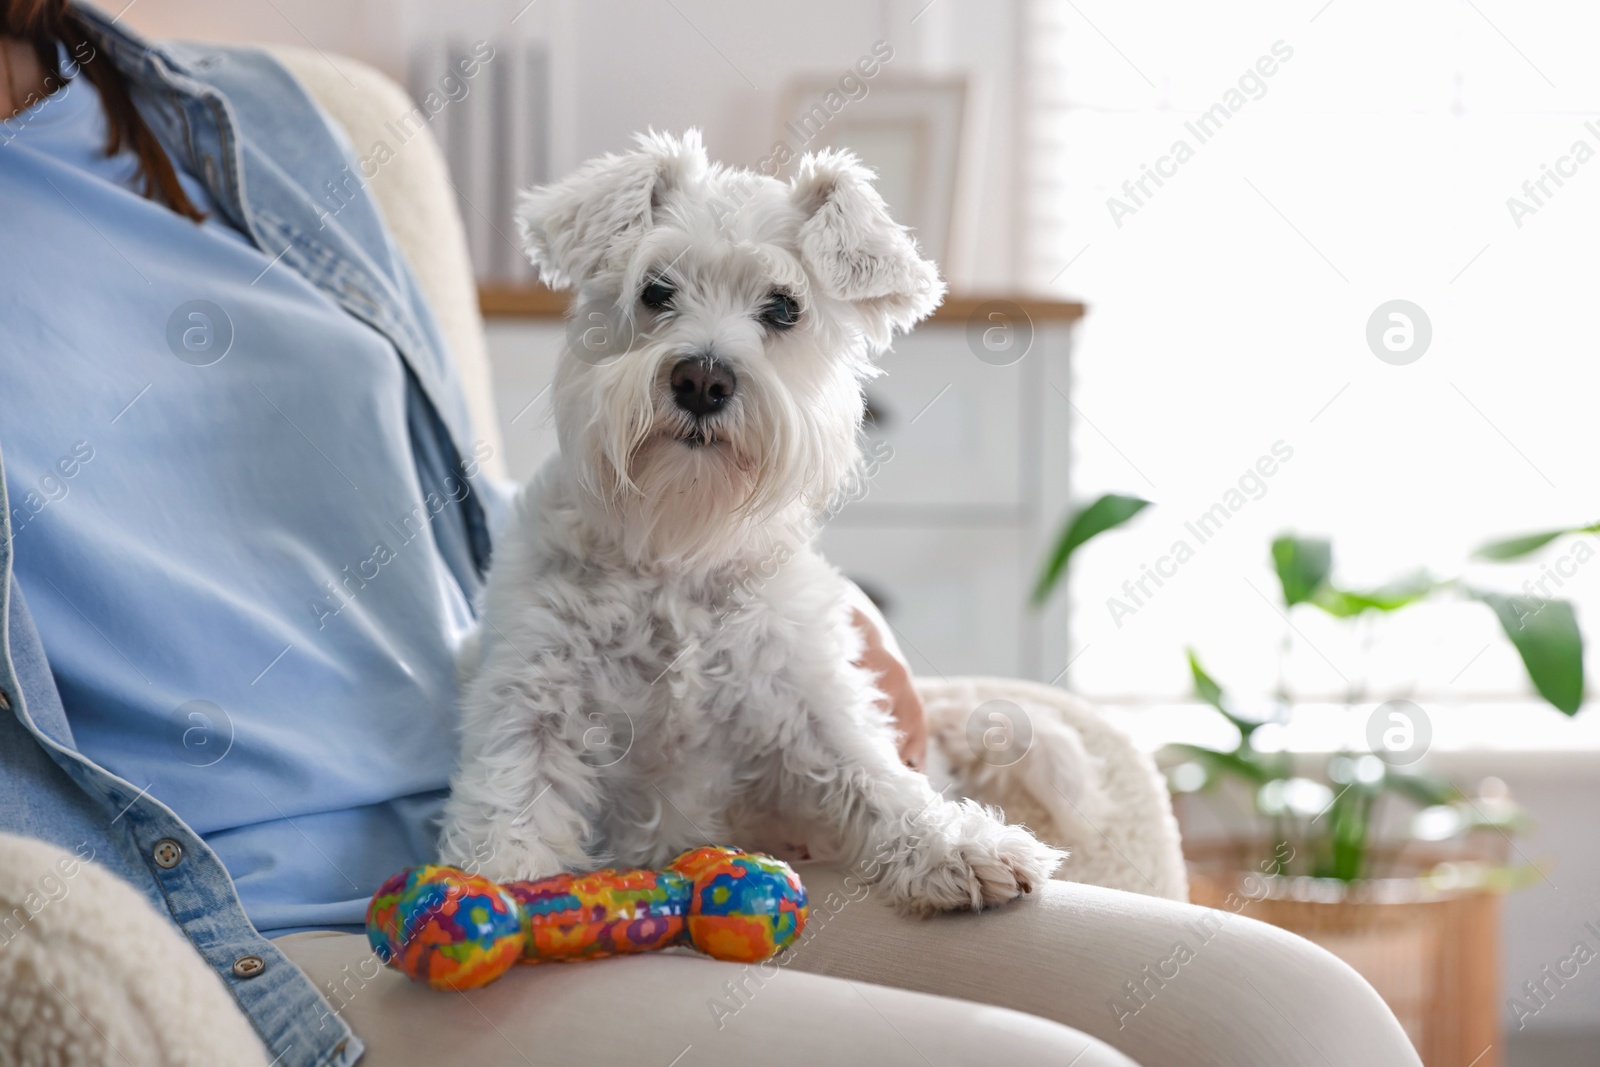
[1026,0,1599,709]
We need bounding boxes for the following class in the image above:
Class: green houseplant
[1034,498,1589,875]
[1034,499,1593,1064]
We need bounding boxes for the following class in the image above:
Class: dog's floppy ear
[790,149,946,346]
[517,129,709,289]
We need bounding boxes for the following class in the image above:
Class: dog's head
[517,129,945,568]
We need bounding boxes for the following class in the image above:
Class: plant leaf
[1310,571,1436,618]
[1186,647,1226,710]
[1383,770,1461,808]
[1476,591,1585,715]
[1328,787,1375,882]
[1032,493,1151,605]
[1184,649,1277,741]
[1474,531,1567,561]
[1474,523,1600,561]
[1164,743,1275,785]
[1271,535,1332,607]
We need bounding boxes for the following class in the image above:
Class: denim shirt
[0,8,498,1065]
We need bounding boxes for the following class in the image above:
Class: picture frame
[775,74,971,269]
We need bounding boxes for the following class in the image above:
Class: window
[1025,1,1599,712]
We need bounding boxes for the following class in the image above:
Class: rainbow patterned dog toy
[366,846,808,989]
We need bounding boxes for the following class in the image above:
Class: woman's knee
[1115,904,1421,1066]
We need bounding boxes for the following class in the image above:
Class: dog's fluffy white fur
[439,130,1064,915]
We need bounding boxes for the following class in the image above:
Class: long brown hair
[3,0,203,220]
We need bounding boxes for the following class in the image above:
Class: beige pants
[278,865,1422,1067]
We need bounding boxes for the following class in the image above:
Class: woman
[0,3,1422,1065]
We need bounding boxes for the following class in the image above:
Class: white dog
[438,130,1065,915]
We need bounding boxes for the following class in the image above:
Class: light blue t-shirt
[0,57,487,934]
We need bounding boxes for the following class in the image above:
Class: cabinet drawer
[817,524,1027,679]
[851,326,1027,510]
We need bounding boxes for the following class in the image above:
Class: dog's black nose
[670,355,737,417]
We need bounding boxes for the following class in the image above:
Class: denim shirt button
[151,838,184,869]
[232,954,266,978]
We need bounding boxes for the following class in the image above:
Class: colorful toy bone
[366,846,808,990]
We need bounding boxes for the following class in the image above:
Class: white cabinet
[483,319,564,481]
[481,295,1082,683]
[816,524,1029,678]
[855,328,1026,509]
[828,303,1080,683]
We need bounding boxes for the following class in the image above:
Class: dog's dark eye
[762,292,801,331]
[641,281,675,310]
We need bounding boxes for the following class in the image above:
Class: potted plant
[1034,499,1592,1067]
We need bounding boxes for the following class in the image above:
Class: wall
[119,0,1028,289]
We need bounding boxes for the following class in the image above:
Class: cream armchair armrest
[920,677,1189,902]
[0,832,271,1066]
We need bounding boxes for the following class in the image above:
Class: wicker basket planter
[1187,844,1502,1067]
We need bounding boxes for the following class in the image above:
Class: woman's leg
[276,931,1141,1067]
[780,865,1422,1067]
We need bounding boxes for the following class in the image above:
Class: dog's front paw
[439,827,567,883]
[877,802,1066,917]
[473,837,569,883]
